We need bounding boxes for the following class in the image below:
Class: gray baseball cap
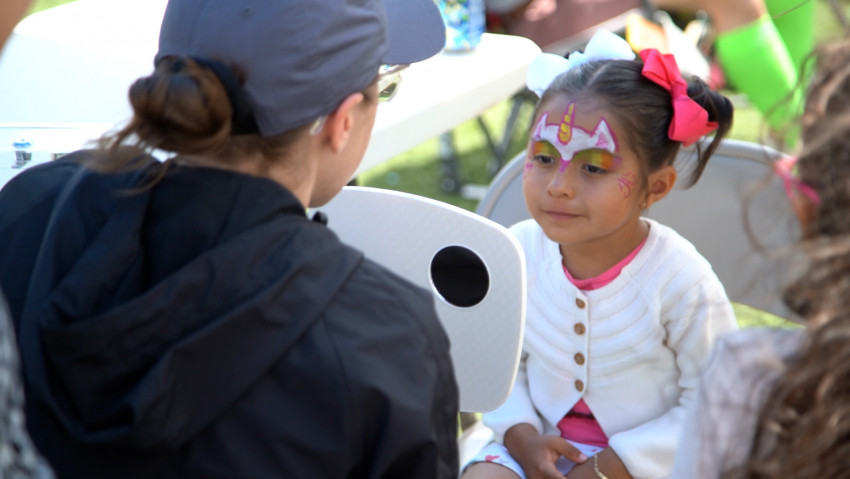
[156,0,446,137]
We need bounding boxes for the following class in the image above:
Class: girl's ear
[322,92,365,153]
[644,165,677,209]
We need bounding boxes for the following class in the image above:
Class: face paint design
[523,161,534,179]
[558,103,575,145]
[525,139,559,178]
[529,102,619,173]
[617,171,636,198]
[574,149,620,172]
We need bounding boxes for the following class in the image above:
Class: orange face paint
[573,149,620,172]
[530,140,560,161]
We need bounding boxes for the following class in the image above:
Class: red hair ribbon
[639,49,718,147]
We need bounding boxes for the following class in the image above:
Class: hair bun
[126,56,233,154]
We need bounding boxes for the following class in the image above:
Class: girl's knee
[461,461,522,479]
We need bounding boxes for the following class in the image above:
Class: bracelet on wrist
[594,454,609,479]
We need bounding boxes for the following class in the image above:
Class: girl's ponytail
[637,48,735,187]
[684,77,735,186]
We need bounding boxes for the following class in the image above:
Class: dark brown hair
[92,56,314,174]
[724,38,850,479]
[535,58,734,188]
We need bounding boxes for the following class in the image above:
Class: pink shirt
[557,237,647,448]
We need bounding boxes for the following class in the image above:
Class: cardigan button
[574,353,585,365]
[574,323,586,335]
[575,379,584,392]
[575,298,586,309]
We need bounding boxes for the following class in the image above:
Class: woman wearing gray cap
[0,0,459,478]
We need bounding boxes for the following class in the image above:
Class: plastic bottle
[438,0,485,52]
[12,139,32,169]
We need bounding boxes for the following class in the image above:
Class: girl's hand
[503,423,588,479]
[565,448,633,479]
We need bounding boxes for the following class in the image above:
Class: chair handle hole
[430,246,490,308]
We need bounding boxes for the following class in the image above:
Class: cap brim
[382,0,446,65]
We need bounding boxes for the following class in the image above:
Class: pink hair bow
[639,49,718,147]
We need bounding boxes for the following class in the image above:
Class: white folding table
[0,0,540,180]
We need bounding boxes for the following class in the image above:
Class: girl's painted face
[523,97,646,250]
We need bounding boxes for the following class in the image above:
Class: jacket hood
[15,156,362,450]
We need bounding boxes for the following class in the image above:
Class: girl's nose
[547,161,576,198]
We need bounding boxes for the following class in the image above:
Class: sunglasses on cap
[774,156,820,205]
[377,64,408,102]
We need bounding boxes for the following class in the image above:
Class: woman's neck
[559,218,649,280]
[174,151,317,208]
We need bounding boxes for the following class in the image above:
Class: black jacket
[0,153,459,478]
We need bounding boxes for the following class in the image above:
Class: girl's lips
[544,210,578,220]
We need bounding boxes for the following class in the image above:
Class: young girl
[462,30,738,479]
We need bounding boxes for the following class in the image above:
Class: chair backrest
[318,186,526,413]
[476,139,799,318]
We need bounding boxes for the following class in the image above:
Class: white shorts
[463,440,604,478]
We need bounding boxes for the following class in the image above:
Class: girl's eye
[575,149,618,175]
[529,141,560,167]
[582,163,607,175]
[532,155,556,165]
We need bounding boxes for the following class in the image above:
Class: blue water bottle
[12,139,32,169]
[438,0,485,52]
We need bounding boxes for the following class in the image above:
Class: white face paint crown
[531,104,618,165]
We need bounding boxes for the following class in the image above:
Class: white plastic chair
[318,186,527,414]
[476,138,799,318]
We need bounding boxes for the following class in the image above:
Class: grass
[733,303,800,329]
[26,0,69,15]
[360,97,537,211]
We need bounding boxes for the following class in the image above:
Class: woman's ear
[644,165,677,208]
[322,92,365,153]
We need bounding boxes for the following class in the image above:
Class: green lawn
[26,0,69,15]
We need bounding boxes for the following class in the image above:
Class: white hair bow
[526,29,635,97]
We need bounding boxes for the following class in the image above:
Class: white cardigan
[484,218,738,479]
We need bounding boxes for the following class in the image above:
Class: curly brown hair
[724,37,850,478]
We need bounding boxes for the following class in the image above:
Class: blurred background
[21,0,850,212]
